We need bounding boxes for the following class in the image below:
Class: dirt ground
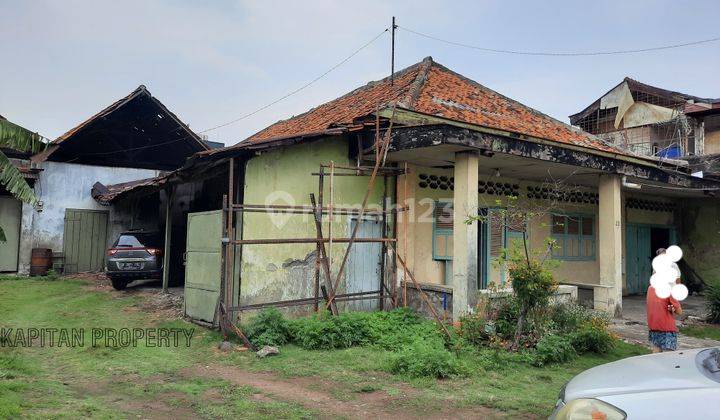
[185,365,502,420]
[60,274,510,419]
[611,294,720,349]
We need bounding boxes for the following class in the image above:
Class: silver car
[551,347,720,419]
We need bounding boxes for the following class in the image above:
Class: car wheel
[110,278,129,290]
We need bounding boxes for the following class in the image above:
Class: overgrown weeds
[459,299,615,366]
[705,280,720,324]
[244,307,446,351]
[241,298,616,377]
[387,339,466,378]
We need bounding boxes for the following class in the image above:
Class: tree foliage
[0,119,46,242]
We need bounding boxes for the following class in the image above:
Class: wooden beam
[310,193,338,315]
[161,185,175,293]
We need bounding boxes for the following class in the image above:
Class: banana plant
[0,118,46,242]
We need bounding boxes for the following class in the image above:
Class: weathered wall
[18,161,160,273]
[397,164,450,285]
[703,116,720,154]
[679,198,720,283]
[238,137,388,312]
[397,164,601,288]
[401,281,453,322]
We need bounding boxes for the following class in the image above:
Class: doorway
[62,209,109,274]
[625,224,676,294]
[0,197,22,272]
[346,217,383,311]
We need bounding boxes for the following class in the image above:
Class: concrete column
[452,151,479,320]
[597,174,623,316]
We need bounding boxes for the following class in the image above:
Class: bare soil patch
[184,364,505,419]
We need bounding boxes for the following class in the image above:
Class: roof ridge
[400,56,433,109]
[429,60,595,138]
[53,85,148,144]
[244,58,432,143]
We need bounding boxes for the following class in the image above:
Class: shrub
[364,309,443,351]
[291,311,369,350]
[533,334,576,366]
[459,311,489,346]
[551,303,587,332]
[486,295,520,340]
[706,280,720,324]
[243,308,293,347]
[569,321,616,354]
[387,340,465,378]
[289,308,447,351]
[505,255,557,349]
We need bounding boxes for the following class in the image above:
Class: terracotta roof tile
[245,56,623,154]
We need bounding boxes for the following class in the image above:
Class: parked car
[105,231,163,290]
[550,347,720,419]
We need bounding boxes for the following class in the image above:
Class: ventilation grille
[479,181,519,197]
[626,198,676,212]
[526,186,599,204]
[418,174,454,191]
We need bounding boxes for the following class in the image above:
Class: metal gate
[346,217,382,311]
[63,209,108,274]
[0,197,22,272]
[184,210,222,324]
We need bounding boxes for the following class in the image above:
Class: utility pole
[391,16,397,85]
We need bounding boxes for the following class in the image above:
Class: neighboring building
[15,85,209,274]
[100,57,720,322]
[569,78,719,158]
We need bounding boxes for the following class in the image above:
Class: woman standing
[646,248,683,352]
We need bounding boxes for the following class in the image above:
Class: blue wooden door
[626,225,652,294]
[346,218,382,311]
[625,225,638,294]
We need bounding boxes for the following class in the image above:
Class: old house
[569,78,719,158]
[13,85,210,275]
[99,57,720,323]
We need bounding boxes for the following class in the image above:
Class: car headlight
[554,398,626,420]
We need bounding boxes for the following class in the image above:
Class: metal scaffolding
[215,109,453,344]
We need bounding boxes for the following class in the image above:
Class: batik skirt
[648,330,678,351]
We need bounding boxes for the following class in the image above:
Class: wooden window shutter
[489,209,504,258]
[433,202,453,260]
[434,202,453,229]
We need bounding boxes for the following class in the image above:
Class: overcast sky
[1,0,719,146]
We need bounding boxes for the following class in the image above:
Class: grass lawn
[0,276,648,418]
[681,324,720,341]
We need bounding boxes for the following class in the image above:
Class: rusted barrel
[30,248,53,276]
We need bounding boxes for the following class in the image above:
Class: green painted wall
[680,198,720,283]
[238,137,388,312]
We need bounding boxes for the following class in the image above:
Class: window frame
[432,200,454,261]
[550,213,596,261]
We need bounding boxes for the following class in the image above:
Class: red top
[646,286,681,332]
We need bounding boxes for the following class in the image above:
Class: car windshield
[696,348,720,383]
[113,233,161,248]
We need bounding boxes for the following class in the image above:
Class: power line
[73,27,390,156]
[199,27,389,134]
[398,25,720,57]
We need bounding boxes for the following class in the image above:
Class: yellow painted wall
[397,165,452,285]
[239,137,387,310]
[397,164,602,288]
